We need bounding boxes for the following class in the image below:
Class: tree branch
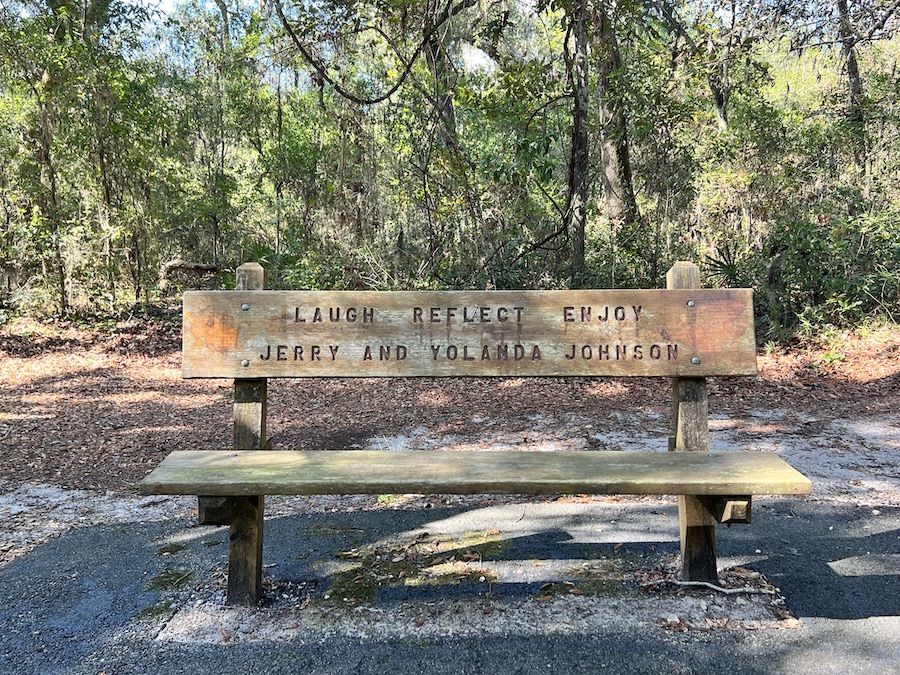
[274,0,476,106]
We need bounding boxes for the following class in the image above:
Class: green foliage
[247,246,346,291]
[0,0,897,341]
[765,213,899,327]
[704,241,752,288]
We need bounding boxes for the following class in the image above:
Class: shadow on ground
[0,500,897,674]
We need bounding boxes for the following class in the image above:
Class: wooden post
[192,262,270,605]
[232,261,269,458]
[198,262,269,525]
[667,262,718,583]
[227,494,264,606]
[226,262,268,605]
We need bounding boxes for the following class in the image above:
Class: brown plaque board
[182,289,757,378]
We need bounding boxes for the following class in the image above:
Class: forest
[1,0,898,340]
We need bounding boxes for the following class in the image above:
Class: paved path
[0,499,897,674]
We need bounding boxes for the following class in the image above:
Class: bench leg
[227,495,264,606]
[679,495,718,583]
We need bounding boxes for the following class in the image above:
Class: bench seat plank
[140,450,812,498]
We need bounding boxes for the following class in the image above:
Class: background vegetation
[1,0,898,340]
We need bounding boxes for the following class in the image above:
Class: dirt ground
[1,316,897,494]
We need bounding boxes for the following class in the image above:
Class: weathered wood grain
[672,378,709,453]
[698,496,752,524]
[145,261,814,607]
[140,450,813,497]
[227,495,263,606]
[227,263,267,603]
[232,263,269,449]
[668,262,718,582]
[680,498,718,581]
[198,262,269,526]
[182,288,757,378]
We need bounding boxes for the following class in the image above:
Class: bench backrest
[183,277,757,380]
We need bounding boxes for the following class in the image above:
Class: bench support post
[668,262,718,584]
[204,262,269,605]
[227,495,264,605]
[226,496,264,607]
[225,376,268,605]
[198,263,269,526]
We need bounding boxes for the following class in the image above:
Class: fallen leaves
[1,318,898,496]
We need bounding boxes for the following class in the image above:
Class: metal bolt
[691,357,701,364]
[241,359,250,367]
[241,303,250,311]
[687,300,696,308]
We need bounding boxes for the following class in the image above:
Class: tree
[0,2,71,313]
[565,0,590,286]
[592,0,641,283]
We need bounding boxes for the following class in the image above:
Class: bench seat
[140,449,812,498]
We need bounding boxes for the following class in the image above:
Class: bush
[758,212,900,336]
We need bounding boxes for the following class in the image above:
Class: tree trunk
[836,0,866,171]
[424,14,457,145]
[276,76,285,255]
[566,0,590,288]
[707,75,729,131]
[593,2,641,282]
[214,0,230,44]
[37,99,68,315]
[130,229,142,303]
[706,34,729,131]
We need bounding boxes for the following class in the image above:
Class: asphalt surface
[0,498,897,675]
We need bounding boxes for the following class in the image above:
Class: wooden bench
[140,261,812,606]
